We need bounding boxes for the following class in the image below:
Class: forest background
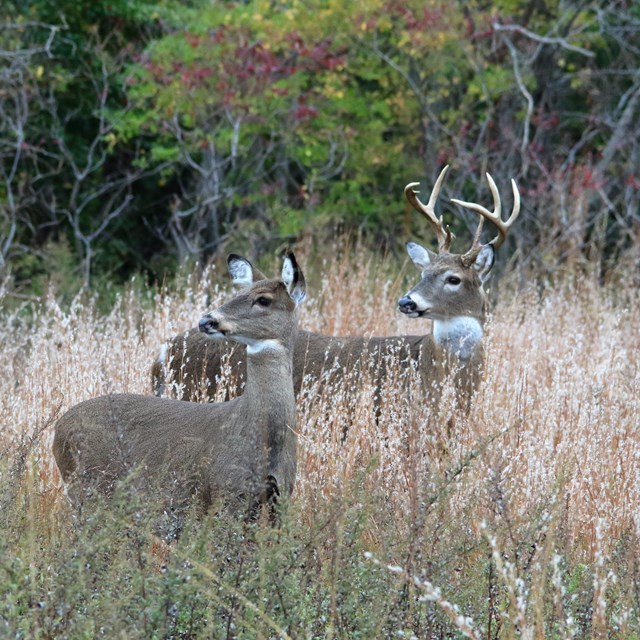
[1,0,639,298]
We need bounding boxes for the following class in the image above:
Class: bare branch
[492,22,595,58]
[87,194,133,243]
[501,35,534,168]
[596,78,640,177]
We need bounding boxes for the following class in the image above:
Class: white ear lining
[406,241,433,270]
[228,257,254,286]
[282,255,306,304]
[281,256,294,288]
[473,245,495,282]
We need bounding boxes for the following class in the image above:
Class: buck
[151,166,520,412]
[53,252,306,522]
[397,167,521,388]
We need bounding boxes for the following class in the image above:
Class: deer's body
[152,330,423,399]
[53,254,306,518]
[152,317,483,404]
[55,358,296,508]
[150,166,518,412]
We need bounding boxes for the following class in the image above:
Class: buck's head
[398,166,520,325]
[199,252,306,354]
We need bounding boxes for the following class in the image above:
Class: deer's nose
[398,296,417,312]
[199,314,219,334]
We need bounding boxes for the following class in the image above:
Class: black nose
[398,296,417,312]
[199,314,218,334]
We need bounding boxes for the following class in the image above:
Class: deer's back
[153,329,431,401]
[53,393,268,504]
[151,331,245,400]
[293,332,425,391]
[151,328,485,409]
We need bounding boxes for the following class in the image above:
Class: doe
[53,252,306,521]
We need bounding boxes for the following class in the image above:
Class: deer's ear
[227,254,267,286]
[282,252,306,305]
[406,241,436,270]
[473,244,495,282]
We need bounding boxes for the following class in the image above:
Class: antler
[404,165,454,253]
[452,173,521,263]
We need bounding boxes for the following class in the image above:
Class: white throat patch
[433,316,483,360]
[246,339,286,354]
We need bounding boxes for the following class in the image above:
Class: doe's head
[199,252,306,352]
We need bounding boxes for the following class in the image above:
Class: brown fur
[151,250,490,409]
[152,329,483,411]
[54,256,305,523]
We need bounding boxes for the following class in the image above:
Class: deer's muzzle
[398,295,430,318]
[199,314,223,335]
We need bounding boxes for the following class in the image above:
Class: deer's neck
[432,316,484,361]
[241,340,296,485]
[242,340,296,426]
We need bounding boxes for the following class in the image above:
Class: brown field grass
[1,241,639,637]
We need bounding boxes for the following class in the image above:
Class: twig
[364,551,481,640]
[493,22,595,58]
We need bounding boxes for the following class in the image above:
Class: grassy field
[1,243,639,638]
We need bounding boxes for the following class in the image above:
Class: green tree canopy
[2,0,639,293]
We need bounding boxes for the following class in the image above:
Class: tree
[2,0,639,292]
[117,3,354,262]
[1,0,164,289]
[0,19,59,274]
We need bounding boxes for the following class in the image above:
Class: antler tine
[498,178,521,248]
[404,165,453,253]
[451,173,521,254]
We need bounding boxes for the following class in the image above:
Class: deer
[150,166,520,416]
[396,167,520,403]
[53,252,306,525]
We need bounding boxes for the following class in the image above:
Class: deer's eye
[447,276,462,285]
[255,296,272,307]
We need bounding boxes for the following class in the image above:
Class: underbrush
[1,245,639,638]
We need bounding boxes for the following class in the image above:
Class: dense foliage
[1,0,639,293]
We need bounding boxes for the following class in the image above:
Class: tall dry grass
[1,241,638,637]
